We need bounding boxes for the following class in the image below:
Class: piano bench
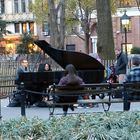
[47,82,140,116]
[46,98,124,116]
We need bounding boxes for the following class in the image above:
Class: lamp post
[120,11,130,57]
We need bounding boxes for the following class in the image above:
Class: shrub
[131,47,140,54]
[1,111,140,140]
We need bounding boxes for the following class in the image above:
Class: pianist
[15,58,30,84]
[38,63,52,72]
[8,58,30,107]
[36,63,52,107]
[58,64,84,116]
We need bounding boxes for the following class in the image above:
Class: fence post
[20,82,26,116]
[123,82,129,111]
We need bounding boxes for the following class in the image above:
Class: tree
[31,0,133,58]
[96,0,115,59]
[31,0,65,49]
[0,18,6,38]
[16,32,35,54]
[66,0,135,56]
[66,0,96,54]
[0,18,11,54]
[31,0,115,55]
[0,18,11,38]
[16,32,42,68]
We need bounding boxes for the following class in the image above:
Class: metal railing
[0,80,16,98]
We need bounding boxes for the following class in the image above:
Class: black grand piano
[18,40,105,105]
[19,40,105,86]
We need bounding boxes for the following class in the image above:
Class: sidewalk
[1,98,140,121]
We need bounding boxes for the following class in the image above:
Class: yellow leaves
[110,0,117,14]
[118,0,136,7]
[80,0,96,9]
[119,0,134,5]
[80,116,86,122]
[136,119,140,125]
[110,0,136,14]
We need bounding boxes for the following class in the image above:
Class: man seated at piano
[8,58,31,107]
[15,58,30,82]
[58,64,84,116]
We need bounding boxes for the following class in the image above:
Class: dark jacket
[15,66,30,84]
[58,74,84,86]
[115,52,128,75]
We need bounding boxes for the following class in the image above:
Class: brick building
[0,0,140,55]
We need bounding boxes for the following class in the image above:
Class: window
[42,22,49,36]
[21,0,26,13]
[15,23,20,33]
[29,22,34,34]
[14,0,19,13]
[66,44,75,51]
[22,23,27,33]
[91,37,97,53]
[0,0,5,14]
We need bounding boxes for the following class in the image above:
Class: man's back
[127,67,140,82]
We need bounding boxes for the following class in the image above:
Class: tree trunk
[48,0,60,48]
[96,0,115,59]
[59,0,65,49]
[84,9,90,54]
[81,8,90,54]
[47,0,65,49]
[85,33,90,54]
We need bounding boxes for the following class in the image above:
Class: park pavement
[1,97,140,121]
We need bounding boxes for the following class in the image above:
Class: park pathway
[1,98,140,120]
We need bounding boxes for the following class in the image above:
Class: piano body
[19,40,105,87]
[18,40,105,106]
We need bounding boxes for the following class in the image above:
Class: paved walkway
[1,98,140,121]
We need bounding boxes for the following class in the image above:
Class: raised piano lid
[34,40,105,70]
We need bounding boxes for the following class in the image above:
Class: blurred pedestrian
[125,56,140,110]
[115,48,128,83]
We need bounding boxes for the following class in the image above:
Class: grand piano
[19,40,105,87]
[17,40,105,106]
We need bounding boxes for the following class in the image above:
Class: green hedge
[1,111,140,140]
[131,47,140,54]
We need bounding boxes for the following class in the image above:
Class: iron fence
[0,58,116,97]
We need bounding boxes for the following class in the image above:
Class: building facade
[41,6,140,55]
[0,0,37,54]
[1,0,140,56]
[91,7,140,55]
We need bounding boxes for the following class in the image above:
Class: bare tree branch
[72,29,85,41]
